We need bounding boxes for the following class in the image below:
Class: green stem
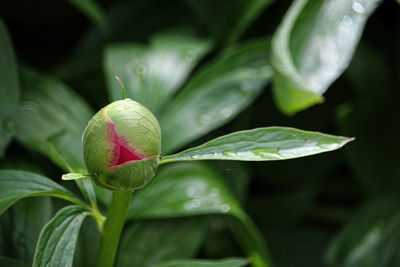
[233,211,274,267]
[96,190,132,267]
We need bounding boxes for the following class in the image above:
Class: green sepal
[62,173,92,180]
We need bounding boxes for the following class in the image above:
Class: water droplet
[210,188,219,197]
[316,140,341,150]
[192,155,199,159]
[352,1,365,14]
[222,151,238,157]
[241,81,253,92]
[220,107,233,119]
[136,64,147,75]
[186,187,197,197]
[191,199,201,208]
[252,149,282,159]
[213,152,219,156]
[184,49,197,61]
[220,204,230,213]
[199,114,212,125]
[260,66,272,76]
[342,15,354,26]
[21,101,40,112]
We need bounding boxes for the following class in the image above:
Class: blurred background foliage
[0,0,399,266]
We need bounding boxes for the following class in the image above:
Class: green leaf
[186,0,274,45]
[104,31,212,113]
[152,258,249,267]
[0,170,87,214]
[0,18,19,157]
[117,218,207,267]
[160,39,272,153]
[15,67,94,173]
[127,163,271,267]
[13,69,102,208]
[33,205,88,267]
[74,179,97,208]
[325,196,400,267]
[128,163,241,219]
[0,257,29,267]
[271,0,381,115]
[68,0,109,31]
[2,198,52,263]
[161,127,353,164]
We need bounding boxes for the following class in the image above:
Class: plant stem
[96,190,132,267]
[234,211,274,267]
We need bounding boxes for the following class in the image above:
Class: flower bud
[82,99,161,191]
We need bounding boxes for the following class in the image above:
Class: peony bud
[82,99,161,191]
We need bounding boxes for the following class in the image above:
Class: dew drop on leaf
[352,1,365,14]
[220,204,230,213]
[342,15,354,26]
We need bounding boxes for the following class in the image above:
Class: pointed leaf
[0,170,86,214]
[160,39,272,153]
[68,0,109,31]
[15,67,94,173]
[271,0,381,115]
[117,218,207,267]
[33,206,88,267]
[0,18,19,157]
[161,127,353,164]
[152,258,248,267]
[104,31,212,113]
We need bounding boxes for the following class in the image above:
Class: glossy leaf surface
[160,39,272,153]
[127,163,271,267]
[161,127,352,164]
[271,0,381,115]
[0,170,83,214]
[127,163,241,219]
[15,68,93,173]
[33,206,88,267]
[104,32,212,113]
[152,258,248,267]
[0,18,19,157]
[117,218,207,267]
